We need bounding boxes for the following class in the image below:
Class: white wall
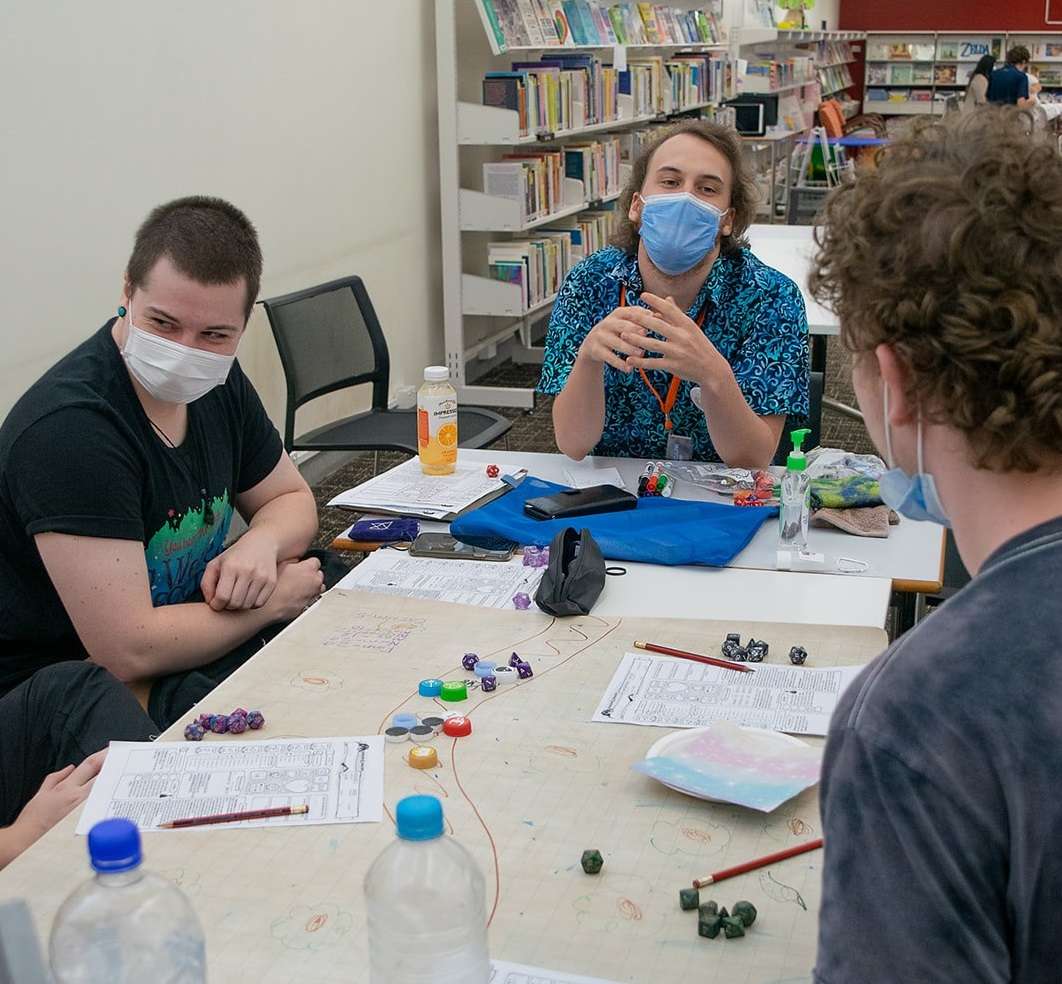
[0,0,443,431]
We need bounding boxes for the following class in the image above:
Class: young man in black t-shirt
[0,196,324,831]
[809,108,1062,981]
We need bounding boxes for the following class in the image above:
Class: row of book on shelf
[476,1,724,55]
[743,55,816,90]
[813,39,856,65]
[866,88,939,104]
[818,63,853,95]
[483,137,623,223]
[867,63,972,85]
[487,207,618,311]
[483,51,729,136]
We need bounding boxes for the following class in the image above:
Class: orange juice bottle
[417,366,458,475]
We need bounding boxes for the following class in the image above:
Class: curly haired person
[810,107,1062,982]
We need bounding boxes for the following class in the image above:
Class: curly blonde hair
[809,107,1062,472]
[610,119,757,257]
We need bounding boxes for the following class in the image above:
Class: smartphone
[409,532,515,562]
[524,484,638,520]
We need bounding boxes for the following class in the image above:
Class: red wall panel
[839,0,1057,32]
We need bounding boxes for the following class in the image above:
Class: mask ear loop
[882,385,896,469]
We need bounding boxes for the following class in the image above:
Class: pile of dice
[720,633,768,663]
[461,652,532,693]
[184,708,264,741]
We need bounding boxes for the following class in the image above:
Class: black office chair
[772,370,824,465]
[260,276,512,459]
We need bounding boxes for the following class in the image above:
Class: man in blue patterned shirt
[538,120,809,466]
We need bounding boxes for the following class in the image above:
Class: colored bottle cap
[421,716,445,734]
[418,678,443,697]
[393,712,418,730]
[87,819,141,873]
[408,746,439,770]
[395,794,444,841]
[409,724,435,743]
[439,681,468,702]
[443,716,472,737]
[493,666,518,685]
[474,661,497,679]
[657,474,668,490]
[385,726,410,743]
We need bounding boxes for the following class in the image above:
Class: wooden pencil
[634,640,755,673]
[159,804,310,829]
[693,838,824,888]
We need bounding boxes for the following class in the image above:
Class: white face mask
[121,307,235,404]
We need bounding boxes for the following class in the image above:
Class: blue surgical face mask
[637,192,726,276]
[879,387,951,527]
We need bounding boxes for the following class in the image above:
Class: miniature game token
[732,901,757,928]
[393,713,418,730]
[385,727,410,743]
[461,653,479,671]
[722,917,746,939]
[474,661,497,679]
[421,716,445,734]
[409,746,439,769]
[409,724,435,742]
[440,681,468,702]
[493,666,517,685]
[581,849,604,874]
[442,716,472,737]
[789,646,808,665]
[481,676,497,692]
[486,464,500,478]
[419,678,443,697]
[512,592,532,610]
[679,888,700,910]
[698,915,722,939]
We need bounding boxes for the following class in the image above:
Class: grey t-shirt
[815,515,1062,984]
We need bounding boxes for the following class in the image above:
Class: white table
[454,449,944,596]
[746,223,837,336]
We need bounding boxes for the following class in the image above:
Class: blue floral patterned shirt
[538,245,810,461]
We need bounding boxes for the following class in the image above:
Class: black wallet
[523,484,638,520]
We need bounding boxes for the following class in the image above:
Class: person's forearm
[0,823,35,869]
[552,354,608,460]
[697,368,778,468]
[91,601,282,683]
[245,489,318,562]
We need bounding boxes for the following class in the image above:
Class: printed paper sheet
[76,737,384,834]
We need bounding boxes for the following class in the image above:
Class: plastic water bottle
[418,366,459,475]
[49,818,205,983]
[365,795,490,983]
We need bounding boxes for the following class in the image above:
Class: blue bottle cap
[88,818,142,873]
[418,678,443,697]
[395,795,444,842]
[393,712,418,730]
[474,661,497,679]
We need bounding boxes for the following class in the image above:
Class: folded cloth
[451,476,775,568]
[810,476,882,510]
[812,505,897,537]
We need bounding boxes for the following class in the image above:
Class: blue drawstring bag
[451,476,776,567]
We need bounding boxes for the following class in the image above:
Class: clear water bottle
[49,818,205,984]
[365,795,490,983]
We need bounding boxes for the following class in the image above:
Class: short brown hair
[610,119,757,257]
[1007,44,1031,65]
[126,196,263,319]
[809,107,1062,472]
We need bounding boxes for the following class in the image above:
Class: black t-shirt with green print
[0,320,283,696]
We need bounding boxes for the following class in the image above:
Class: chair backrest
[819,100,846,139]
[260,276,391,450]
[773,370,825,465]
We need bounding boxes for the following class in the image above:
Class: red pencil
[634,640,755,673]
[158,804,310,829]
[693,838,824,888]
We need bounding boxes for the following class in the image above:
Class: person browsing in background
[538,120,809,468]
[987,44,1037,107]
[809,107,1062,982]
[0,197,326,753]
[962,53,994,110]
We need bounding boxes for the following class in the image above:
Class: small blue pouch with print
[451,475,775,567]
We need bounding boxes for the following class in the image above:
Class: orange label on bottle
[417,408,429,448]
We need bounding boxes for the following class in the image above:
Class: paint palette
[634,723,822,813]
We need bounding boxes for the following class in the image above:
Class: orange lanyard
[617,285,707,432]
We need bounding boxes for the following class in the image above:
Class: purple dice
[462,652,480,671]
[481,675,498,692]
[246,710,265,730]
[227,714,248,734]
[509,652,522,668]
[516,661,533,680]
[184,723,205,742]
[512,592,532,610]
[210,716,229,734]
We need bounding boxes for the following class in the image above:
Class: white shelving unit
[863,31,1062,117]
[436,0,734,408]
